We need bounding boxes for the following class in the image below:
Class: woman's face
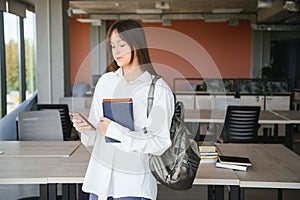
[110,29,132,68]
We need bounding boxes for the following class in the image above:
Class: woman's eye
[111,45,115,49]
[120,44,126,47]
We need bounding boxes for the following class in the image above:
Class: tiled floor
[1,143,300,200]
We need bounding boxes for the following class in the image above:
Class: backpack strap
[147,75,162,117]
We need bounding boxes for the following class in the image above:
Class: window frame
[0,10,36,118]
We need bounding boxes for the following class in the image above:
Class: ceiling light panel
[212,8,243,13]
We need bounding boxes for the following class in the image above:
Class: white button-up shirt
[81,68,174,200]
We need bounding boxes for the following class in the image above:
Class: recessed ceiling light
[136,9,163,14]
[257,0,272,8]
[76,19,101,26]
[71,9,87,15]
[141,19,163,23]
[204,19,228,23]
[212,8,243,13]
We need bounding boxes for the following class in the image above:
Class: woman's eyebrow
[110,39,124,44]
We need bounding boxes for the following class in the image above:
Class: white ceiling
[21,0,300,24]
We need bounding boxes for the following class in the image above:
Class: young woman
[72,20,174,200]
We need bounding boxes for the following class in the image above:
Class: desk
[0,141,239,200]
[185,109,290,145]
[0,141,89,200]
[271,110,300,149]
[271,110,300,124]
[216,144,300,200]
[185,109,288,124]
[47,144,90,200]
[0,141,81,157]
[4,142,299,200]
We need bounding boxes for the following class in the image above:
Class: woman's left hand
[98,117,111,135]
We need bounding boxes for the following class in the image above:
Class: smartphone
[69,112,96,131]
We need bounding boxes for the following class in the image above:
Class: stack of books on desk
[216,155,252,171]
[199,146,218,164]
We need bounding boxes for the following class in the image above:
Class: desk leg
[215,186,224,200]
[277,189,283,200]
[285,124,293,150]
[62,184,69,200]
[207,185,224,200]
[239,188,245,200]
[274,124,279,143]
[78,184,89,200]
[62,184,76,200]
[229,186,240,200]
[208,185,214,200]
[263,128,270,143]
[48,184,57,200]
[69,184,76,200]
[40,184,48,200]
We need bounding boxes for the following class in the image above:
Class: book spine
[216,162,247,171]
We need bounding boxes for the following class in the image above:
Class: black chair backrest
[37,104,72,140]
[221,106,261,143]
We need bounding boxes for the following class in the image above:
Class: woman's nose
[114,46,120,54]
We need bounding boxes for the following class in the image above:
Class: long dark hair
[106,20,157,75]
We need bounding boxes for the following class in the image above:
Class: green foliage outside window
[5,39,35,93]
[5,40,19,92]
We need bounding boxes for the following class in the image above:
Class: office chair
[17,110,64,200]
[37,104,72,140]
[221,106,261,143]
[18,110,64,141]
[203,98,242,142]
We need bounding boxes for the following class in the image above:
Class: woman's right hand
[70,115,95,133]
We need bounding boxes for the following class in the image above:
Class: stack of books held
[199,146,218,164]
[102,98,134,143]
[216,155,252,171]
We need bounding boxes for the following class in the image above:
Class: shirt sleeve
[105,79,174,155]
[80,75,105,147]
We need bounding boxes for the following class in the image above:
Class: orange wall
[69,19,252,87]
[69,17,90,85]
[141,20,251,83]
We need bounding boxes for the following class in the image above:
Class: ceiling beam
[89,13,256,21]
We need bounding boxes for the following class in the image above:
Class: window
[24,10,36,100]
[0,9,36,117]
[4,12,20,113]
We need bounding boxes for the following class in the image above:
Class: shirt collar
[115,67,153,84]
[115,68,123,77]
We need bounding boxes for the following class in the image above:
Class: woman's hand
[71,118,95,133]
[98,117,111,135]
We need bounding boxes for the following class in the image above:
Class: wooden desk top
[0,141,81,157]
[185,109,289,124]
[271,110,300,124]
[47,144,90,183]
[216,144,300,189]
[0,143,90,184]
[194,164,239,186]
